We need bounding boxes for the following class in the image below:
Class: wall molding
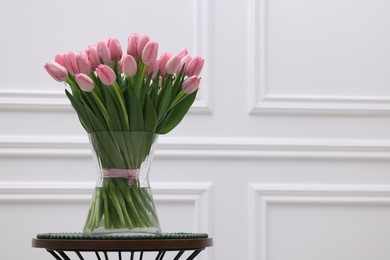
[251,94,390,115]
[2,135,390,159]
[152,182,213,234]
[0,90,71,111]
[248,184,390,260]
[247,0,390,115]
[0,181,212,231]
[0,88,211,114]
[193,0,213,114]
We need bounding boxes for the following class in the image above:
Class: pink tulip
[182,76,200,94]
[96,64,116,85]
[44,61,68,82]
[177,48,188,59]
[127,33,140,58]
[165,54,181,75]
[157,52,172,77]
[97,40,111,65]
[137,35,150,59]
[146,62,158,79]
[186,56,204,76]
[55,54,65,67]
[63,51,79,75]
[87,44,99,70]
[77,52,92,74]
[108,38,122,61]
[120,55,137,77]
[180,54,192,74]
[75,73,94,92]
[142,41,158,65]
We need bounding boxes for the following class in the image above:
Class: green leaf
[157,78,172,122]
[103,82,129,129]
[65,90,92,132]
[126,87,144,131]
[158,91,197,134]
[66,74,81,98]
[80,92,109,130]
[93,132,125,168]
[83,103,108,132]
[103,87,123,131]
[170,66,185,99]
[91,74,106,99]
[139,82,147,108]
[134,63,146,99]
[122,77,132,90]
[143,94,157,132]
[149,73,160,108]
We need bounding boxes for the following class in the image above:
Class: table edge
[32,237,213,251]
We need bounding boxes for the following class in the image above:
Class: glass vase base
[83,227,161,236]
[83,184,161,236]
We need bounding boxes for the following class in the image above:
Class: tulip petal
[75,73,94,92]
[142,41,158,65]
[44,61,68,82]
[96,64,116,85]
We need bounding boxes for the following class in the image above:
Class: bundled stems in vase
[84,177,159,232]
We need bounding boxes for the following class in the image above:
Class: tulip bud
[142,41,158,65]
[180,54,192,74]
[146,62,158,79]
[137,35,150,59]
[55,54,65,67]
[63,51,79,75]
[44,61,68,82]
[75,73,94,92]
[177,48,188,59]
[121,55,137,77]
[77,52,92,74]
[157,52,172,77]
[87,44,99,70]
[108,38,122,61]
[186,56,204,76]
[96,64,116,85]
[127,33,140,58]
[97,40,111,65]
[165,54,181,75]
[182,76,200,94]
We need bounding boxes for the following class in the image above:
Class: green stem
[115,187,134,229]
[102,189,110,229]
[134,63,146,99]
[127,77,134,89]
[130,188,153,227]
[169,91,186,109]
[85,192,96,230]
[140,188,159,220]
[95,189,103,228]
[112,82,129,128]
[91,90,111,129]
[106,181,126,226]
[115,179,144,228]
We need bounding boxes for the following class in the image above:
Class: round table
[32,233,212,260]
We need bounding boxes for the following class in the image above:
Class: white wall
[2,0,390,260]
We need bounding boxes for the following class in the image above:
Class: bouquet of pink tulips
[44,33,203,134]
[44,33,204,233]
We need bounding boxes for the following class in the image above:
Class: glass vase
[83,131,161,235]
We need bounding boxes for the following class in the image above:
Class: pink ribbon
[102,169,140,181]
